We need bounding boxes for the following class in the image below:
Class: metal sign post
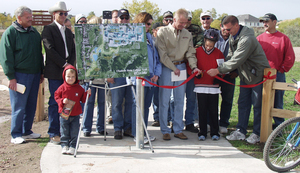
[136,77,144,149]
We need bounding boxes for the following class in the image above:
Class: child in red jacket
[187,29,224,141]
[55,65,91,155]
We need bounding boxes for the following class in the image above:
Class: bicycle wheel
[263,117,300,172]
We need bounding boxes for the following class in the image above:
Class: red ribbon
[136,72,197,89]
[213,71,277,88]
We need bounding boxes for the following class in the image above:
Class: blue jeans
[10,72,40,138]
[48,79,64,137]
[132,86,154,137]
[237,80,263,136]
[152,86,174,122]
[82,84,105,133]
[185,77,198,125]
[159,64,186,134]
[219,75,236,127]
[109,78,132,132]
[60,115,80,148]
[273,72,285,126]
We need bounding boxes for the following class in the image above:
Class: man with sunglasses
[207,15,270,144]
[75,13,87,24]
[106,9,133,140]
[42,1,76,144]
[162,11,173,26]
[257,13,295,129]
[200,12,214,31]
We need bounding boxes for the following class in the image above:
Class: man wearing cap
[0,6,44,144]
[214,16,236,134]
[42,1,75,144]
[257,13,295,128]
[207,15,270,144]
[162,11,173,26]
[184,10,204,133]
[106,9,133,140]
[75,14,87,24]
[200,11,214,31]
[156,8,200,140]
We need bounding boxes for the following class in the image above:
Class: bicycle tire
[263,117,300,172]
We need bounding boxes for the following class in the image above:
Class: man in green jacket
[207,15,270,144]
[0,6,44,144]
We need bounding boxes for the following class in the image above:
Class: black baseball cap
[259,13,277,22]
[118,9,130,17]
[163,11,173,18]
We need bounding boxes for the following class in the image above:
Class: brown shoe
[174,133,188,140]
[50,136,61,144]
[163,133,171,140]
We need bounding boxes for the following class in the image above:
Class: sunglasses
[120,16,129,20]
[164,18,173,22]
[224,26,234,32]
[78,20,87,24]
[188,18,192,21]
[59,12,68,16]
[146,23,151,26]
[201,17,210,20]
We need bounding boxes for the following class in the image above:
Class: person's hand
[8,79,17,91]
[107,78,114,84]
[207,68,220,77]
[40,74,44,84]
[87,89,91,95]
[192,68,201,76]
[174,69,180,76]
[63,98,69,104]
[150,75,159,83]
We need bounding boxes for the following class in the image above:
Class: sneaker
[133,136,150,144]
[61,146,69,154]
[67,147,75,155]
[108,117,113,124]
[151,121,160,127]
[22,133,41,139]
[123,128,133,137]
[174,133,188,140]
[246,133,260,144]
[185,124,199,133]
[11,137,25,144]
[198,135,206,141]
[50,136,61,144]
[148,135,156,142]
[212,135,220,141]
[114,131,122,140]
[163,133,171,140]
[226,129,245,141]
[84,132,91,137]
[207,124,210,132]
[219,126,228,134]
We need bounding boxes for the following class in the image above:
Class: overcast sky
[1,0,298,20]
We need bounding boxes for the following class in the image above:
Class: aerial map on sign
[75,23,149,80]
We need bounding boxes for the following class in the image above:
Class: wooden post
[35,81,45,122]
[260,68,276,142]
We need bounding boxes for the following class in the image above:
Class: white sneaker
[61,146,69,154]
[226,129,245,140]
[246,133,260,144]
[11,137,25,144]
[219,126,228,134]
[67,147,75,155]
[147,135,156,142]
[22,133,41,139]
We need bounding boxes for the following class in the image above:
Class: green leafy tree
[207,8,217,19]
[191,8,203,26]
[122,0,161,20]
[277,18,300,46]
[87,11,96,20]
[211,19,221,30]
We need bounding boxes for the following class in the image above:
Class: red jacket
[55,65,88,116]
[187,46,224,86]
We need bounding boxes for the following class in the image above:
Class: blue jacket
[131,33,162,87]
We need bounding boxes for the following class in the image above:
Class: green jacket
[218,25,270,84]
[0,22,44,80]
[186,24,204,47]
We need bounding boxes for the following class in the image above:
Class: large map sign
[75,23,149,80]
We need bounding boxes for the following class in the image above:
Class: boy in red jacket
[188,29,224,141]
[55,65,91,155]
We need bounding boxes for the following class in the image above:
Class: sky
[0,0,299,20]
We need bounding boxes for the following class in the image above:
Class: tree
[191,8,203,26]
[87,11,96,20]
[207,8,217,19]
[211,19,221,30]
[122,0,161,20]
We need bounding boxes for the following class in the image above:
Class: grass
[36,137,50,147]
[226,62,300,160]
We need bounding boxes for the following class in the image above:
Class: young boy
[187,29,224,141]
[55,65,91,155]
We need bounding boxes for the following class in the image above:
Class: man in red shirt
[257,13,295,128]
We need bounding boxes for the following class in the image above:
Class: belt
[173,61,185,65]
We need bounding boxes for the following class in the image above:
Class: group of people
[0,1,295,156]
